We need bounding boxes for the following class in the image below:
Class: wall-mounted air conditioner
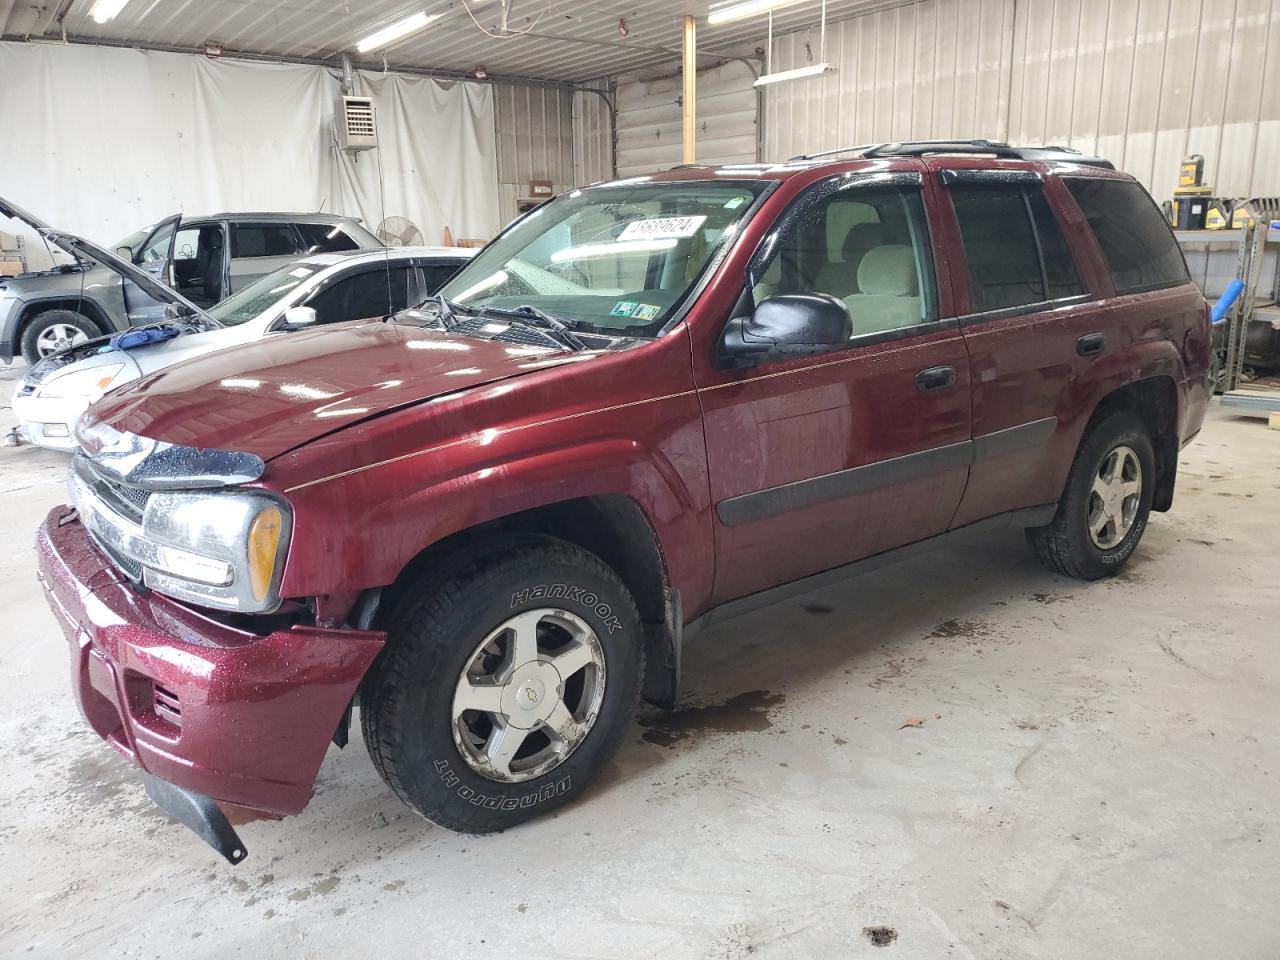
[337,96,377,151]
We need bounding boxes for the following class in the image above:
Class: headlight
[140,491,293,613]
[38,363,126,399]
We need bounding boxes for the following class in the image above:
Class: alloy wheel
[1088,444,1142,549]
[450,608,606,783]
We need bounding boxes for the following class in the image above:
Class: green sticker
[631,303,662,321]
[610,300,638,317]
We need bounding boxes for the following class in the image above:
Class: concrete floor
[1,358,1277,959]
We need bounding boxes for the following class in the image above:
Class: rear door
[933,162,1112,527]
[121,214,181,325]
[227,221,305,293]
[697,172,974,604]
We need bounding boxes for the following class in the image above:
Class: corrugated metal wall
[493,83,576,225]
[572,82,615,187]
[615,60,760,177]
[763,0,1280,200]
[763,0,1015,160]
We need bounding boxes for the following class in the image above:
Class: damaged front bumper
[36,507,385,863]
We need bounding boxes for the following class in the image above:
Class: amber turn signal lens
[246,506,283,603]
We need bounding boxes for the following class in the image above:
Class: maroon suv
[37,141,1211,862]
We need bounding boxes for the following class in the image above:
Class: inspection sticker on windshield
[610,301,638,317]
[618,215,706,241]
[631,303,661,321]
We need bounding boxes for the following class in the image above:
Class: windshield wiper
[478,304,588,351]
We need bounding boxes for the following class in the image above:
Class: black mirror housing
[719,293,852,366]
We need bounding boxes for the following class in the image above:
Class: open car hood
[0,195,212,325]
[82,320,579,464]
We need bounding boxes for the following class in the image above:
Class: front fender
[276,411,714,616]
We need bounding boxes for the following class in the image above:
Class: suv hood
[84,320,575,462]
[0,195,212,324]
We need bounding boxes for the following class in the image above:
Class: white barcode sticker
[617,216,707,240]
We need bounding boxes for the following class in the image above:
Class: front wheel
[21,310,97,364]
[360,537,644,833]
[1026,410,1155,580]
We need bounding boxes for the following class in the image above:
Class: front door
[697,173,973,604]
[121,214,180,325]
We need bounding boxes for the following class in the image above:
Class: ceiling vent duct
[337,96,377,152]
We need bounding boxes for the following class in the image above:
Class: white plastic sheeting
[0,41,499,269]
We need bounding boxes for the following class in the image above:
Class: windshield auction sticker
[618,216,707,241]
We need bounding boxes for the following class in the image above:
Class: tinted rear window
[1064,178,1189,295]
[231,223,302,258]
[297,223,360,253]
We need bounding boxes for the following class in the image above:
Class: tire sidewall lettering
[509,583,623,634]
[432,759,571,809]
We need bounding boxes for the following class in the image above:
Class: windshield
[111,227,152,258]
[208,262,325,326]
[438,179,767,336]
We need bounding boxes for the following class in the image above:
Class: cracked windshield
[437,179,768,336]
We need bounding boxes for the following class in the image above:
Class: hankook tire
[360,536,644,833]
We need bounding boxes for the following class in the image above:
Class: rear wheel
[360,537,644,833]
[21,310,97,363]
[1026,410,1155,580]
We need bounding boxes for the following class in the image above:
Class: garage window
[1064,178,1190,295]
[230,223,302,259]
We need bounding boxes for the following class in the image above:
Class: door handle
[916,365,956,392]
[1076,333,1105,357]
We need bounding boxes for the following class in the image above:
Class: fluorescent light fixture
[90,0,130,23]
[356,11,443,54]
[707,0,808,25]
[754,62,835,86]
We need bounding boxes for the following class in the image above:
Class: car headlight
[139,491,293,613]
[38,363,126,400]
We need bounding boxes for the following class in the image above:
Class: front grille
[73,455,151,525]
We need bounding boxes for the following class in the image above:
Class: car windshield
[207,262,325,327]
[437,179,768,336]
[111,227,152,257]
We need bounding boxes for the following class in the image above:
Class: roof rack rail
[790,139,1115,170]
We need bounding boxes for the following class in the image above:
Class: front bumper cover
[36,507,385,859]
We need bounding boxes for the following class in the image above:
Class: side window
[421,262,464,294]
[138,221,177,263]
[230,223,302,259]
[172,227,201,262]
[306,267,411,325]
[1026,190,1085,299]
[751,183,938,338]
[950,187,1044,312]
[1064,178,1189,294]
[296,223,360,254]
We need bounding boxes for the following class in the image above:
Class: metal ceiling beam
[0,31,583,91]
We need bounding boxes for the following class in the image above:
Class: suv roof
[639,140,1118,186]
[792,139,1115,169]
[186,212,366,224]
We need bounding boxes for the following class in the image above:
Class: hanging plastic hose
[1211,279,1245,325]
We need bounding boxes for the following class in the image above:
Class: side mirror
[719,293,852,366]
[282,306,317,330]
[115,246,135,260]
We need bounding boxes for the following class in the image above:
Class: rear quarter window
[1064,178,1189,295]
[297,223,360,254]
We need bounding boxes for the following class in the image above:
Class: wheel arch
[16,298,114,341]
[1081,375,1180,512]
[376,494,681,709]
